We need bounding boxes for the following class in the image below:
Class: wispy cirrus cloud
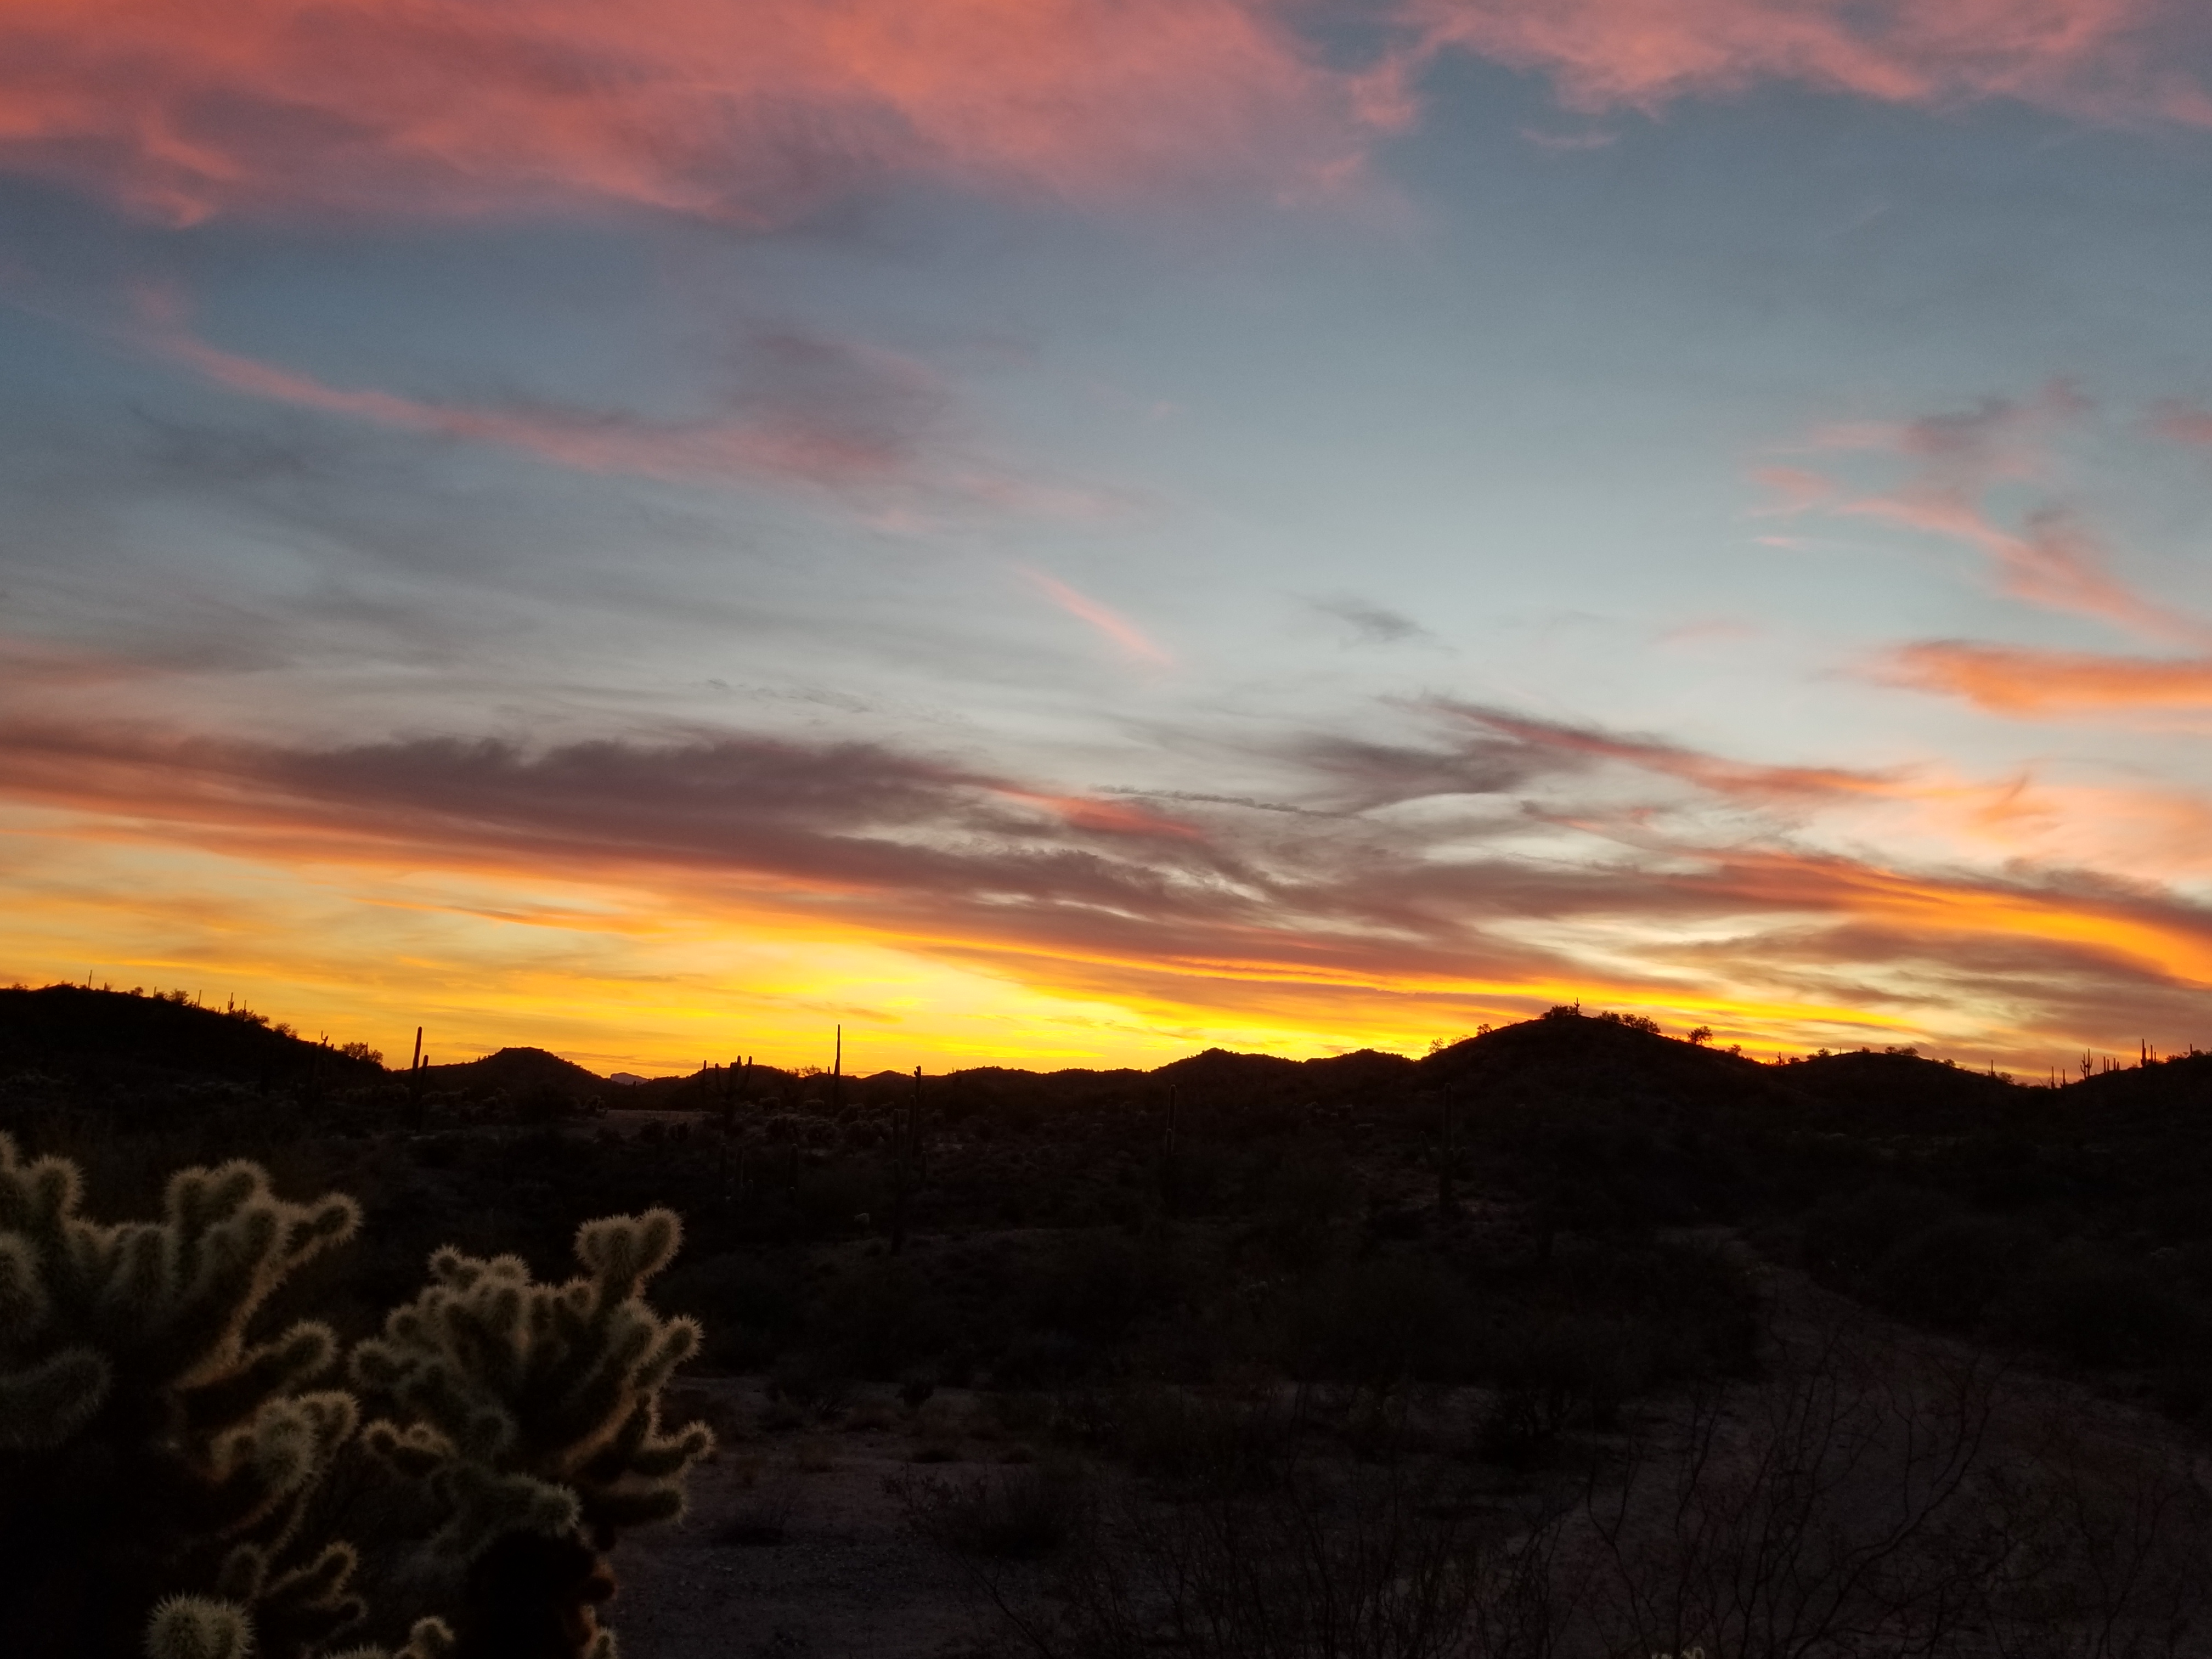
[154,324,916,491]
[112,290,1121,517]
[0,0,1392,225]
[2149,398,2212,453]
[1762,385,2210,646]
[1760,387,2212,723]
[1018,568,1173,665]
[1407,0,2212,128]
[1309,594,1444,648]
[1433,701,1910,803]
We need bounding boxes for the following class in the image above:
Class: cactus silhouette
[0,1135,712,1659]
[350,1210,714,1658]
[0,1131,365,1659]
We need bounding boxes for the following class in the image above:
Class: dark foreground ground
[11,984,2212,1656]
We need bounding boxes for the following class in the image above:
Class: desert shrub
[657,1250,806,1372]
[1023,1232,1168,1348]
[809,1258,951,1380]
[1997,1241,2204,1367]
[1050,1459,1561,1659]
[894,1459,1095,1559]
[1070,1386,1286,1492]
[1538,1235,1762,1381]
[1278,1255,1481,1386]
[767,1347,856,1418]
[1872,1214,2043,1330]
[1799,1182,1954,1290]
[1481,1313,1645,1464]
[715,1452,804,1547]
[996,1328,1094,1387]
[1255,1144,1358,1271]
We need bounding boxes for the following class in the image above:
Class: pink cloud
[2151,398,2212,450]
[1408,0,2212,127]
[1749,464,1839,515]
[0,0,1386,224]
[1018,568,1173,665]
[1764,386,2208,646]
[1843,494,2193,645]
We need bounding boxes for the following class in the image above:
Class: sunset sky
[8,1,2212,1075]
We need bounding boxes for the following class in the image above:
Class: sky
[8,1,2212,1076]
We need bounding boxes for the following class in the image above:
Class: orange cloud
[1884,639,2212,714]
[0,0,1382,224]
[1408,0,2212,126]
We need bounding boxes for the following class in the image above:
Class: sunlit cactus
[1,1135,712,1659]
[0,1131,365,1659]
[145,1596,255,1659]
[351,1209,714,1656]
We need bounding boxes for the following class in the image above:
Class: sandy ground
[614,1380,1037,1659]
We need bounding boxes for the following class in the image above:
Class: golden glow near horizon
[6,797,2190,1077]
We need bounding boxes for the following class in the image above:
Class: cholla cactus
[0,1132,364,1659]
[2,1136,710,1659]
[351,1210,714,1658]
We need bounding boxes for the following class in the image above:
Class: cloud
[151,323,916,490]
[2151,398,2212,450]
[1764,385,2209,646]
[1883,639,2212,714]
[1517,125,1618,150]
[110,293,1125,517]
[1018,568,1173,665]
[8,705,2212,1057]
[1284,730,1567,810]
[5,0,2202,234]
[1309,594,1442,647]
[1408,0,2212,128]
[1431,701,1909,804]
[0,0,1389,224]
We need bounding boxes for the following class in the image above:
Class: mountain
[0,984,387,1089]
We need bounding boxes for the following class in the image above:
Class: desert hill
[0,983,385,1090]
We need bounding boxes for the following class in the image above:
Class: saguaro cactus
[0,1132,365,1659]
[350,1210,715,1657]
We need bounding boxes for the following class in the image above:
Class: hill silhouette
[10,985,2212,1422]
[421,1045,607,1095]
[0,984,385,1090]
